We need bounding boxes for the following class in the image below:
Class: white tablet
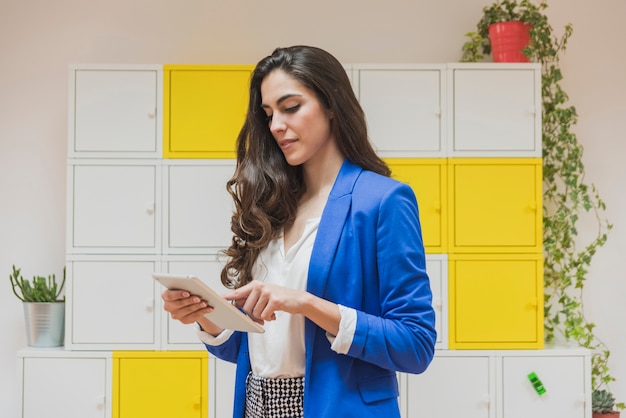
[153,273,264,333]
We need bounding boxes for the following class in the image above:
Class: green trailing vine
[461,0,621,410]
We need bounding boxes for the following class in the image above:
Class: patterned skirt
[244,373,304,418]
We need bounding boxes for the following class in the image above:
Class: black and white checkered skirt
[245,372,304,418]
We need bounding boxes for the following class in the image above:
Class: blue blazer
[206,159,437,417]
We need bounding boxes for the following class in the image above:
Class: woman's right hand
[161,289,223,335]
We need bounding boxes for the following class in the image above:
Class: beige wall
[1,0,624,415]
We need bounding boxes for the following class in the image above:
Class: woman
[162,45,436,418]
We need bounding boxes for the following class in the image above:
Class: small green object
[528,372,546,395]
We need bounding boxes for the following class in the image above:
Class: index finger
[223,282,253,301]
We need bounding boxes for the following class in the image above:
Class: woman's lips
[279,138,297,149]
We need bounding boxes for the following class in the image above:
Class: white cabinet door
[426,255,447,349]
[164,161,235,253]
[356,65,444,157]
[209,357,237,418]
[343,64,354,87]
[69,162,159,253]
[501,355,587,418]
[449,64,541,157]
[21,357,108,418]
[70,67,159,156]
[164,258,228,347]
[68,260,158,349]
[404,354,493,418]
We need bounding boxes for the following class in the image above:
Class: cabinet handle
[433,298,442,309]
[148,112,156,119]
[528,201,537,211]
[146,202,155,215]
[193,396,203,410]
[434,202,441,213]
[434,107,441,118]
[146,300,154,313]
[529,106,536,115]
[96,395,105,410]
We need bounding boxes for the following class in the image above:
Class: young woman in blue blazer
[162,45,437,418]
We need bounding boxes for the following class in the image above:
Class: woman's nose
[269,114,286,134]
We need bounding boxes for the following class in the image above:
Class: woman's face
[260,69,335,167]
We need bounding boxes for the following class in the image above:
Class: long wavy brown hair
[220,45,390,289]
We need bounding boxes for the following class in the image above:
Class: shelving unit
[15,62,591,418]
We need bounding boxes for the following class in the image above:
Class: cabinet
[499,350,591,418]
[112,351,208,418]
[68,65,161,158]
[163,160,235,254]
[17,349,112,418]
[448,253,543,349]
[209,357,237,418]
[67,161,161,254]
[64,63,545,353]
[402,351,493,418]
[161,256,228,349]
[386,158,447,254]
[426,255,448,349]
[448,158,542,253]
[445,63,543,350]
[400,347,590,418]
[448,63,541,157]
[163,65,253,159]
[354,64,445,157]
[65,258,159,350]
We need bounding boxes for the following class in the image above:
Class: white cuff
[326,305,356,355]
[194,322,235,346]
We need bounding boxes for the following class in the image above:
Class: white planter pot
[23,302,65,347]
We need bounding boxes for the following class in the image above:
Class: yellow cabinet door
[448,254,543,349]
[164,65,253,158]
[448,158,542,253]
[386,158,447,254]
[113,351,208,418]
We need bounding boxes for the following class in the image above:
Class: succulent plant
[9,265,65,302]
[593,389,617,414]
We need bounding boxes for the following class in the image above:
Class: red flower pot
[488,21,532,62]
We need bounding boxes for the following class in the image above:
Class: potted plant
[461,0,551,62]
[10,264,66,347]
[593,389,624,417]
[462,0,620,412]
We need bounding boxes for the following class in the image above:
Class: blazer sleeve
[347,180,437,374]
[203,331,243,364]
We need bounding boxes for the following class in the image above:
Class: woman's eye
[264,104,299,126]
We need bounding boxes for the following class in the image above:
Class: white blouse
[197,217,356,378]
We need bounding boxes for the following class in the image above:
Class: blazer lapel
[306,159,361,297]
[304,160,361,397]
